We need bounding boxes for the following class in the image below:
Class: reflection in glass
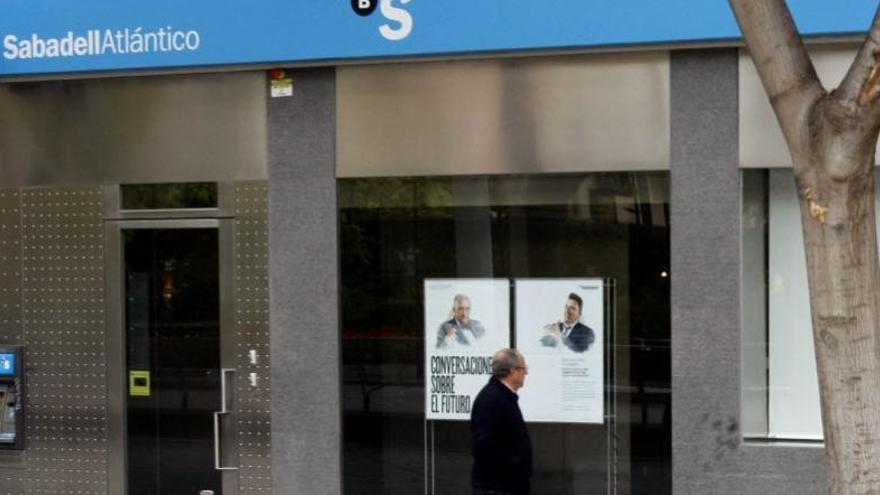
[340,174,670,494]
[121,182,218,210]
[124,228,221,495]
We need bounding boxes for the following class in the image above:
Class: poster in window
[515,278,604,424]
[424,278,510,421]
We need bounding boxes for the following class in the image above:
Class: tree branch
[729,0,825,162]
[836,5,880,108]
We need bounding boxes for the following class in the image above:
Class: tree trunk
[729,1,880,492]
[797,98,880,493]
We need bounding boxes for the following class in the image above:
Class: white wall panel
[739,45,880,168]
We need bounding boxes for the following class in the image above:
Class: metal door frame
[105,209,239,495]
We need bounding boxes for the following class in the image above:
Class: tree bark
[730,1,880,493]
[798,117,880,494]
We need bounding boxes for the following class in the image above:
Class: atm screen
[0,353,14,376]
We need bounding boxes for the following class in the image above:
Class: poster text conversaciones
[429,355,492,415]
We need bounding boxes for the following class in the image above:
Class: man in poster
[539,292,595,353]
[436,293,486,348]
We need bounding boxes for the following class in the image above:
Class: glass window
[740,169,880,440]
[743,169,824,439]
[741,169,770,439]
[340,173,671,494]
[121,182,218,210]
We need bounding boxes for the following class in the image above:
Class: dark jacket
[470,377,532,494]
[561,322,595,353]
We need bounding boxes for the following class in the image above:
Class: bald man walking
[470,348,533,495]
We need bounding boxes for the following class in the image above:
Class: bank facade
[0,1,874,494]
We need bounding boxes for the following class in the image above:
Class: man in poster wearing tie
[539,292,595,353]
[436,293,486,348]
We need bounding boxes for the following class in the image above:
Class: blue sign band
[0,0,877,77]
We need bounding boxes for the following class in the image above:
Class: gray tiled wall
[267,68,341,495]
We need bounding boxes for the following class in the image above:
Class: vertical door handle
[214,368,238,471]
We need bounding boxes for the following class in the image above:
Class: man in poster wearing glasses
[436,293,486,349]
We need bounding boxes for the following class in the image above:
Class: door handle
[214,368,238,471]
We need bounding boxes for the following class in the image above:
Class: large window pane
[743,169,823,439]
[741,169,880,440]
[340,173,671,494]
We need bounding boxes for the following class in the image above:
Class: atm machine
[0,346,24,450]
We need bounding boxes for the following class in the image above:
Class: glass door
[122,226,227,495]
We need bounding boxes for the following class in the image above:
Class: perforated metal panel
[21,187,106,495]
[0,183,272,495]
[0,472,26,495]
[0,189,27,494]
[234,182,272,494]
[0,189,22,347]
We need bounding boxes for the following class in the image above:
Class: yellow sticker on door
[129,370,151,397]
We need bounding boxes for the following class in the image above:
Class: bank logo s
[350,0,413,42]
[378,0,412,41]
